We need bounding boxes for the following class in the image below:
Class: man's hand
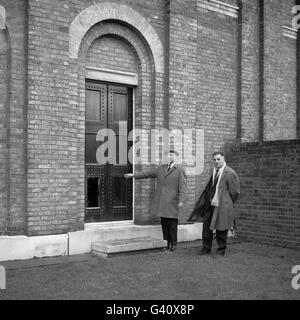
[178,202,184,208]
[124,173,134,179]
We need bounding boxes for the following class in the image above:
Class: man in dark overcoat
[188,152,240,256]
[125,150,187,251]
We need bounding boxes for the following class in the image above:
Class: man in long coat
[188,152,240,256]
[125,150,187,251]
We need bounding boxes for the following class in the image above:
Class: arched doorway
[70,3,165,226]
[84,34,138,223]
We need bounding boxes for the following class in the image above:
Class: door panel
[85,80,133,223]
[86,90,102,121]
[86,177,101,208]
[113,94,127,122]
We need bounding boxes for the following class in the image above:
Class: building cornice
[198,0,239,18]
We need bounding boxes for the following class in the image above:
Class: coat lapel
[187,174,211,222]
[188,166,228,222]
[165,164,177,177]
[218,166,228,183]
[163,164,168,175]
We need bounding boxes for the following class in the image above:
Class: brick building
[0,0,299,260]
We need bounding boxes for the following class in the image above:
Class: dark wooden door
[85,80,133,223]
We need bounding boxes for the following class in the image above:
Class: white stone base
[0,236,34,261]
[0,234,68,262]
[0,223,203,262]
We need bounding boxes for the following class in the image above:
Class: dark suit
[134,163,187,246]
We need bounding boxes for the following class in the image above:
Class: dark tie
[214,169,219,185]
[167,164,172,172]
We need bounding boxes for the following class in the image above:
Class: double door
[85,80,133,223]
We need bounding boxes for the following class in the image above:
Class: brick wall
[86,36,138,73]
[27,0,74,235]
[264,0,297,140]
[226,140,300,249]
[240,0,260,141]
[0,0,298,236]
[0,27,9,235]
[194,0,238,200]
[168,0,198,221]
[27,0,165,234]
[0,0,27,235]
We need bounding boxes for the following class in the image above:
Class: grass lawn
[0,241,299,300]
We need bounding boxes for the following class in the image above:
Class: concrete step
[69,223,202,256]
[91,236,166,257]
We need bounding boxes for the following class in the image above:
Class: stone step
[91,236,166,257]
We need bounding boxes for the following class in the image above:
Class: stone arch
[71,19,161,225]
[69,5,166,225]
[77,20,156,131]
[69,2,164,73]
[78,22,152,75]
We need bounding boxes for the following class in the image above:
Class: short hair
[164,149,179,156]
[212,151,224,157]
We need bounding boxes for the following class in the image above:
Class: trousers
[161,217,178,245]
[202,206,228,251]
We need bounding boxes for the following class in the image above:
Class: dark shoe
[216,248,225,256]
[199,248,211,255]
[170,244,177,251]
[165,242,171,250]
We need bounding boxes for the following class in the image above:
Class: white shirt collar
[213,162,226,180]
[168,162,175,169]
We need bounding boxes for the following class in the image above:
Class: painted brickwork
[0,0,298,237]
[226,140,300,249]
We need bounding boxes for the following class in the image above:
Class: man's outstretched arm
[124,168,157,179]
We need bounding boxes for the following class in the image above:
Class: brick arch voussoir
[78,22,153,77]
[69,2,164,73]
